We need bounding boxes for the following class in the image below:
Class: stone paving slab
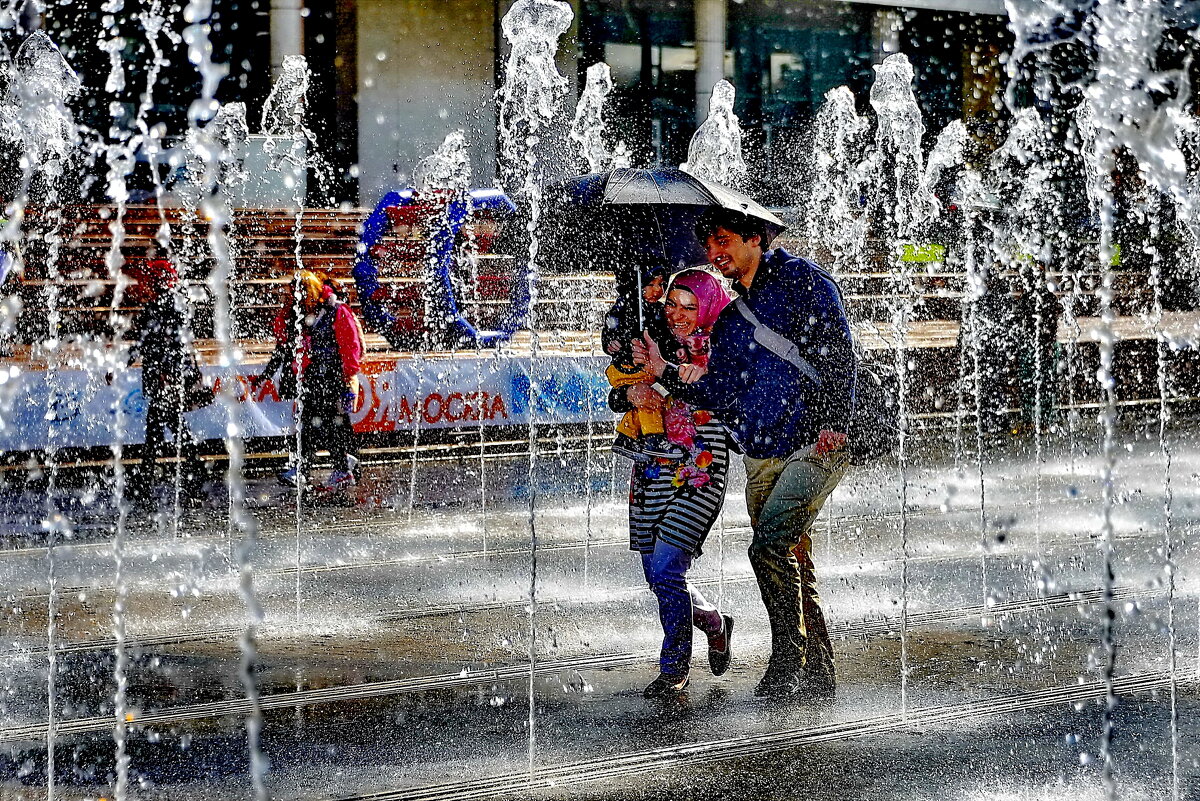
[1,432,1198,798]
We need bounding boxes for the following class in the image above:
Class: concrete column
[871,9,902,64]
[18,2,43,33]
[563,0,582,100]
[357,0,496,203]
[271,0,305,78]
[694,0,726,124]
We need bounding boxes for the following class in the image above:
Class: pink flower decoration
[664,399,696,447]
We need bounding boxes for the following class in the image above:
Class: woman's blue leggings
[640,538,723,677]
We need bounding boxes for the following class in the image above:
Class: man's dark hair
[694,208,768,246]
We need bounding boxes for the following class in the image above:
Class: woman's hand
[632,332,668,377]
[677,363,706,384]
[626,383,665,411]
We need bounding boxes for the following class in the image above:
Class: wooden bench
[5,204,1176,354]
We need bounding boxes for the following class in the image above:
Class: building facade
[40,0,1012,207]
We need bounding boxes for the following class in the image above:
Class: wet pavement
[2,423,1199,799]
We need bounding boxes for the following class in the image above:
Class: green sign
[899,243,945,263]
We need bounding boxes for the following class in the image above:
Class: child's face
[643,275,665,303]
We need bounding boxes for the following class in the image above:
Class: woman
[259,271,364,493]
[616,268,734,698]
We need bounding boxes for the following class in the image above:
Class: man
[633,208,855,698]
[126,258,209,508]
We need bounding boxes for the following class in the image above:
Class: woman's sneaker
[643,672,689,698]
[707,615,734,676]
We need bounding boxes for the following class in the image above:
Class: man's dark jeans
[137,380,203,495]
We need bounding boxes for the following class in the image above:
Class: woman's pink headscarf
[669,269,732,335]
[661,269,732,458]
[666,269,732,370]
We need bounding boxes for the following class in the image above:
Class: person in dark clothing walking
[304,277,364,493]
[126,258,209,507]
[634,208,856,699]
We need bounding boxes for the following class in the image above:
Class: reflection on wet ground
[1,429,1198,799]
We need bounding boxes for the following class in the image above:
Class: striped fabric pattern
[628,419,731,556]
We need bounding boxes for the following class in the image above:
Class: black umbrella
[536,167,786,330]
[538,167,786,278]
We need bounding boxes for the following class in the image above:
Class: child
[603,263,687,461]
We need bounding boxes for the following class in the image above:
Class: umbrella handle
[636,270,644,333]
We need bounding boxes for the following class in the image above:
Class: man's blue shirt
[661,249,856,459]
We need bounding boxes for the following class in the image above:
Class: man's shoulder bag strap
[732,297,821,386]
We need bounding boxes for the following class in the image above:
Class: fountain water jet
[681,80,747,190]
[867,51,932,718]
[0,31,84,801]
[802,86,868,273]
[409,131,473,524]
[570,63,630,175]
[183,1,269,797]
[497,0,574,779]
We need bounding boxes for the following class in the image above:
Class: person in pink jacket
[263,271,364,492]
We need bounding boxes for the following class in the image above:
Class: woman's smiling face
[664,287,700,338]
